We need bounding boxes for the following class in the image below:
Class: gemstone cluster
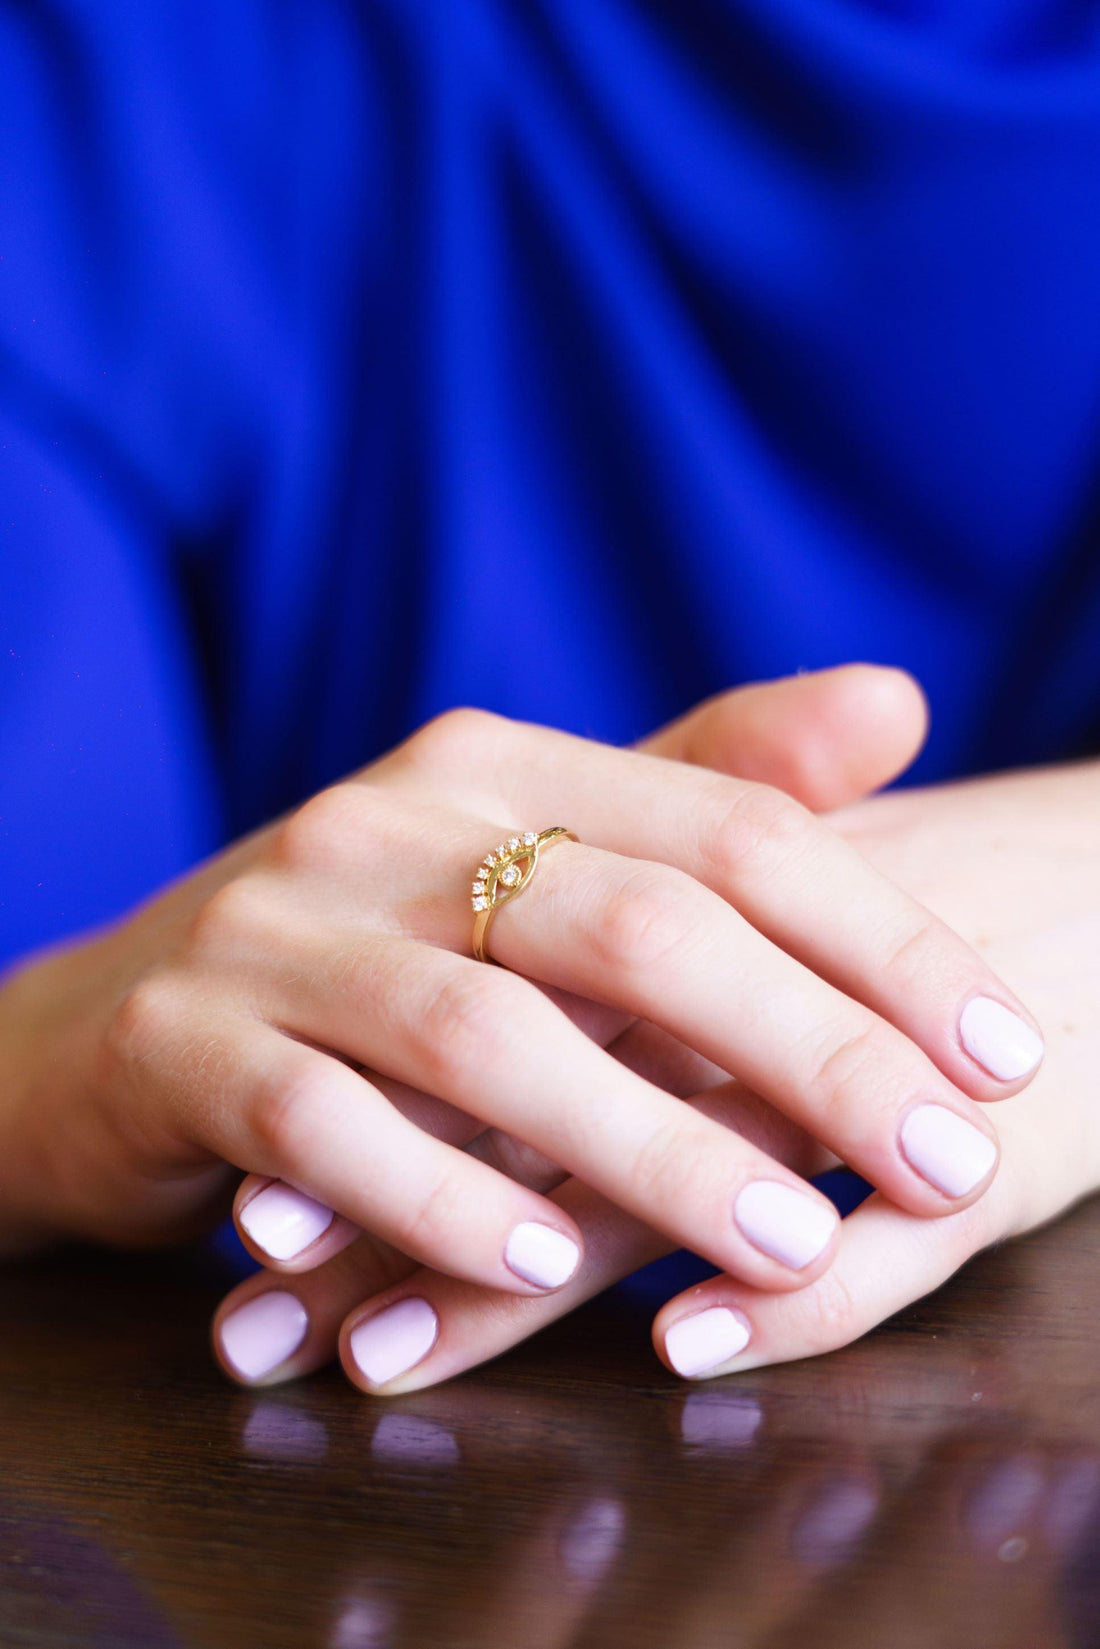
[471,831,539,913]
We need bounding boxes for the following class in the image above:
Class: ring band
[471,827,578,964]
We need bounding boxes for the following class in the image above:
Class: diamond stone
[508,836,521,851]
[523,832,537,846]
[472,895,488,912]
[471,881,487,895]
[500,864,521,888]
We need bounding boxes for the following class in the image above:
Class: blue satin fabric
[4,2,1100,970]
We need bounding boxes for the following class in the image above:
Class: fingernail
[960,996,1044,1082]
[666,1306,751,1378]
[734,1180,837,1269]
[349,1297,439,1388]
[504,1221,580,1289]
[239,1181,335,1260]
[900,1104,997,1197]
[219,1290,308,1382]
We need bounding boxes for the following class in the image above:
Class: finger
[231,1069,480,1272]
[489,840,1002,1218]
[271,934,843,1291]
[330,1071,804,1395]
[639,664,928,809]
[652,1186,1004,1382]
[214,1075,820,1392]
[401,713,1044,1102]
[115,998,586,1297]
[213,1228,418,1386]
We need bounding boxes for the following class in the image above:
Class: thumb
[638,664,929,811]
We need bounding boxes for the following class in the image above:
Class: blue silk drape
[4,1,1100,970]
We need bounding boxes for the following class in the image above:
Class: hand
[203,675,1045,1390]
[277,757,1084,1393]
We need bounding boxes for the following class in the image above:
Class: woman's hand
[188,672,1048,1389]
[11,668,998,1306]
[276,757,1085,1393]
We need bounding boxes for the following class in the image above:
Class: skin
[0,664,1045,1388]
[297,755,1097,1397]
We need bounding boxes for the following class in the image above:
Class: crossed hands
[4,664,1091,1395]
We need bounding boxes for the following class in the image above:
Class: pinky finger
[653,1190,1001,1382]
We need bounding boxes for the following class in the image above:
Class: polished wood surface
[4,1201,1100,1648]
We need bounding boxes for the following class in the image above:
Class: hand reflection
[305,1371,1100,1649]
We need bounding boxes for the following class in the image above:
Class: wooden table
[3,1197,1100,1649]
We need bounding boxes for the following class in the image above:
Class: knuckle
[629,1115,702,1209]
[418,968,531,1088]
[594,864,702,977]
[801,1265,864,1353]
[876,910,944,988]
[105,972,186,1074]
[805,1020,896,1123]
[711,782,814,881]
[401,706,506,772]
[269,785,362,873]
[249,1066,327,1165]
[472,1129,560,1192]
[185,877,271,959]
[390,1166,467,1259]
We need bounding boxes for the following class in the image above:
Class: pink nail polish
[219,1290,308,1382]
[349,1297,439,1388]
[504,1222,580,1289]
[960,996,1043,1082]
[665,1306,750,1378]
[734,1180,837,1269]
[239,1181,334,1260]
[900,1104,997,1198]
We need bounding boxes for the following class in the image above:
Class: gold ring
[470,827,578,964]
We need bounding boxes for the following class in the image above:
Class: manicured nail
[734,1180,837,1269]
[239,1181,334,1260]
[666,1306,751,1378]
[219,1290,308,1382]
[960,996,1044,1082]
[349,1297,439,1388]
[504,1221,580,1289]
[900,1104,997,1197]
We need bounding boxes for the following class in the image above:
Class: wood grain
[3,1201,1100,1648]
